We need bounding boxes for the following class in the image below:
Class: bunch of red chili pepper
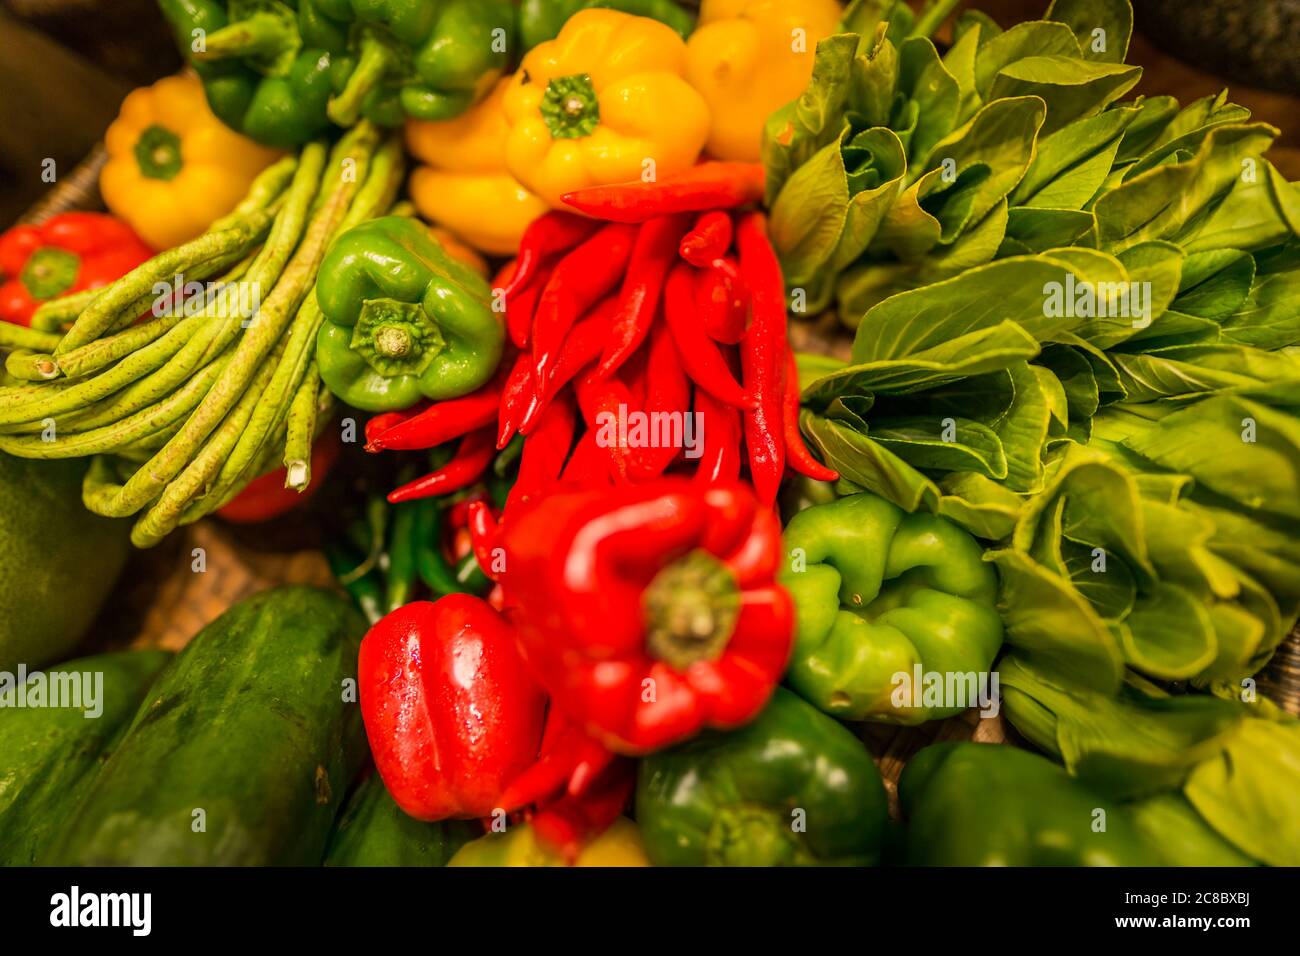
[362,161,837,507]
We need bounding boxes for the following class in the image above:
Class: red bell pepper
[358,594,546,821]
[0,212,152,326]
[495,478,794,754]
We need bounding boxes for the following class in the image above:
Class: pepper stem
[19,247,79,301]
[328,33,396,127]
[133,125,184,181]
[642,550,740,671]
[539,74,601,140]
[706,806,803,866]
[196,9,300,76]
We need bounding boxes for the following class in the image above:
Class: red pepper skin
[358,595,546,821]
[531,223,638,385]
[466,499,501,582]
[0,212,152,326]
[500,211,601,302]
[497,352,541,449]
[500,707,616,812]
[216,430,340,523]
[523,298,616,434]
[366,378,501,452]
[693,388,743,486]
[783,347,840,482]
[574,369,633,483]
[509,394,576,509]
[664,263,753,410]
[625,322,690,480]
[697,256,749,344]
[388,427,496,503]
[560,429,609,485]
[496,480,794,754]
[531,758,636,864]
[505,274,541,351]
[679,210,733,267]
[596,214,690,379]
[561,163,766,223]
[736,213,787,507]
[365,407,422,447]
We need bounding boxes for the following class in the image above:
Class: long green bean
[283,357,321,491]
[0,323,61,353]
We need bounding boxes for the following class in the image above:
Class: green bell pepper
[160,0,511,148]
[158,0,336,148]
[635,688,888,866]
[899,742,1163,866]
[316,216,504,412]
[516,0,696,51]
[779,493,1003,724]
[303,0,512,126]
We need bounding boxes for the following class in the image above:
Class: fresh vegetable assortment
[1,0,1299,872]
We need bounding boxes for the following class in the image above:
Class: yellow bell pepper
[687,0,844,162]
[100,73,282,251]
[502,9,711,210]
[447,818,651,867]
[406,78,549,256]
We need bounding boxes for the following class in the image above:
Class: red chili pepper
[365,408,417,447]
[679,210,734,267]
[697,256,749,344]
[497,352,540,449]
[358,595,546,821]
[596,214,689,379]
[366,377,502,452]
[505,274,542,350]
[496,479,794,754]
[446,490,490,536]
[575,369,633,483]
[500,211,601,301]
[531,223,638,384]
[216,430,341,523]
[466,499,501,582]
[625,322,690,480]
[560,428,608,485]
[0,212,152,326]
[499,707,617,811]
[663,263,753,410]
[509,394,577,509]
[521,298,617,434]
[783,347,840,482]
[561,163,766,223]
[387,427,496,503]
[736,212,787,506]
[692,388,743,486]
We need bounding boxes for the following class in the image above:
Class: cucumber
[324,770,477,866]
[0,454,130,671]
[46,586,368,866]
[0,649,171,865]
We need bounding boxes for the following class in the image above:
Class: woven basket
[18,145,1300,810]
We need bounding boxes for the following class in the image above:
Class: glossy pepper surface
[157,0,336,148]
[99,72,283,250]
[779,493,1003,723]
[315,216,505,412]
[502,9,711,209]
[357,595,546,821]
[405,78,548,256]
[496,479,795,755]
[447,817,649,866]
[516,0,696,50]
[0,214,151,327]
[898,742,1162,867]
[636,687,888,866]
[686,0,843,161]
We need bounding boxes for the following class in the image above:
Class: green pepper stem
[19,247,80,301]
[706,806,802,866]
[642,549,741,670]
[133,124,184,181]
[196,12,297,62]
[328,34,396,127]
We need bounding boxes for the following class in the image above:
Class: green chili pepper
[324,538,385,625]
[413,497,464,596]
[516,0,695,51]
[384,500,418,613]
[899,742,1166,867]
[635,688,888,866]
[315,216,503,412]
[778,493,1003,724]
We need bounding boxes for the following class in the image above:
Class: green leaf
[972,20,1081,99]
[1117,581,1219,680]
[1186,720,1300,867]
[1178,163,1300,254]
[1063,538,1135,619]
[1170,249,1255,319]
[1002,207,1095,252]
[986,551,1124,693]
[896,36,959,168]
[935,471,1022,540]
[1013,106,1137,206]
[1219,250,1300,349]
[801,410,942,514]
[869,415,1009,479]
[1046,0,1133,63]
[1110,344,1300,402]
[1113,94,1179,163]
[989,56,1141,136]
[996,361,1053,492]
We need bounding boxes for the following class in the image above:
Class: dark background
[1,0,1297,227]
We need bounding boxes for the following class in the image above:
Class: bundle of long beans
[0,122,405,548]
